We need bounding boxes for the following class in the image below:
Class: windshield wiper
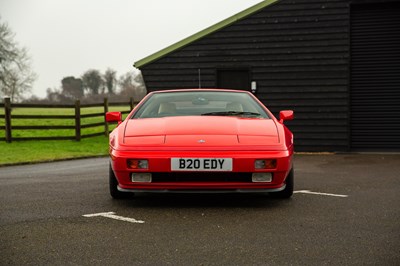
[201,111,261,117]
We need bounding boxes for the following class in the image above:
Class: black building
[134,0,400,152]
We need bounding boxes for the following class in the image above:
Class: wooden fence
[0,97,138,143]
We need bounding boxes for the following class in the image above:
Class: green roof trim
[134,0,279,68]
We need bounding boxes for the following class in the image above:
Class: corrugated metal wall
[350,1,400,151]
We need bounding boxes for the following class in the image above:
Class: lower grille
[151,172,253,183]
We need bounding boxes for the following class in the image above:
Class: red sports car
[106,89,294,199]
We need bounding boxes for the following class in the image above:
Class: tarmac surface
[1,154,399,265]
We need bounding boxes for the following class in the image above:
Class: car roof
[149,88,250,94]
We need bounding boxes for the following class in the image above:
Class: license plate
[171,158,232,171]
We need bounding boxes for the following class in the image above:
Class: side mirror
[279,110,294,123]
[106,112,122,123]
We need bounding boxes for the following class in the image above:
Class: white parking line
[294,190,348,198]
[83,212,145,224]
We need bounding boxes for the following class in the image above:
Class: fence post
[104,97,109,136]
[4,97,12,143]
[129,97,134,111]
[75,100,81,141]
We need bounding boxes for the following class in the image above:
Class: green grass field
[0,106,130,166]
[0,136,109,165]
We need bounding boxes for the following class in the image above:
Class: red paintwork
[108,89,294,192]
[279,110,294,123]
[105,112,122,123]
[123,117,279,146]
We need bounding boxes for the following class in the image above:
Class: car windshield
[132,91,270,119]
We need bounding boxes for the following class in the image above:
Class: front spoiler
[117,185,285,194]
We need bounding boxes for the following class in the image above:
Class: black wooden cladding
[140,0,349,151]
[139,0,398,151]
[350,1,400,151]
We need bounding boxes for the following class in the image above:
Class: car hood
[123,116,279,146]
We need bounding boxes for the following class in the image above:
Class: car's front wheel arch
[270,168,294,199]
[109,164,133,199]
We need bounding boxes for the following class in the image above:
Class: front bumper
[117,186,286,193]
[110,149,293,192]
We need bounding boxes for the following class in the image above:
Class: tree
[0,18,36,102]
[118,71,146,101]
[82,69,103,95]
[45,87,62,103]
[104,68,116,94]
[61,76,83,99]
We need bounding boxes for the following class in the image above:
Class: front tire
[109,164,132,199]
[270,168,294,199]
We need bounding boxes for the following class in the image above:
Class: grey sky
[0,0,262,98]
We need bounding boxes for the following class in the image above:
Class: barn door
[217,69,250,91]
[350,2,400,151]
